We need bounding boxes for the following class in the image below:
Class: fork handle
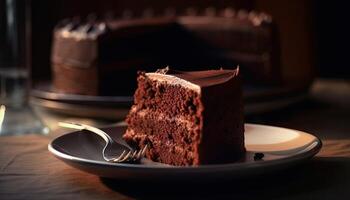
[58,122,114,144]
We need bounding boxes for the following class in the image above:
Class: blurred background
[0,0,349,135]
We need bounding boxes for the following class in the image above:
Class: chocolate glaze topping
[53,8,272,41]
[152,66,240,88]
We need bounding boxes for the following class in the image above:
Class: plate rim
[48,123,322,171]
[31,81,307,104]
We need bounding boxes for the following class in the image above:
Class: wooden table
[1,79,350,200]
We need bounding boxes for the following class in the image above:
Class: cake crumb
[254,153,264,161]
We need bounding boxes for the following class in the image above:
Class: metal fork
[58,122,147,163]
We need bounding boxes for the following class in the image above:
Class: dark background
[29,0,253,81]
[2,0,349,81]
[29,0,349,81]
[314,1,349,79]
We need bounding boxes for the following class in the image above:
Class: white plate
[48,124,321,181]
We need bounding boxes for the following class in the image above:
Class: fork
[58,122,147,163]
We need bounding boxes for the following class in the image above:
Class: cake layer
[134,73,202,117]
[124,107,245,165]
[52,63,98,95]
[124,106,200,165]
[125,108,199,147]
[124,130,196,166]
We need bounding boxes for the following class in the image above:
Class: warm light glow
[0,105,6,132]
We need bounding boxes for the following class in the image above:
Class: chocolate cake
[51,9,279,96]
[51,17,183,95]
[123,67,245,166]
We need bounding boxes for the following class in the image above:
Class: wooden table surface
[1,79,349,200]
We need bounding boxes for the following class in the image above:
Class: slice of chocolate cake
[123,67,245,166]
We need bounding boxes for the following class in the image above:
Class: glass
[0,0,45,135]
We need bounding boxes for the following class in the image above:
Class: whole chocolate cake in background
[51,8,279,96]
[123,67,245,166]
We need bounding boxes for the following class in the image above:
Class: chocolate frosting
[154,66,240,88]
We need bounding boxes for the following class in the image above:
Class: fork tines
[113,145,148,163]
